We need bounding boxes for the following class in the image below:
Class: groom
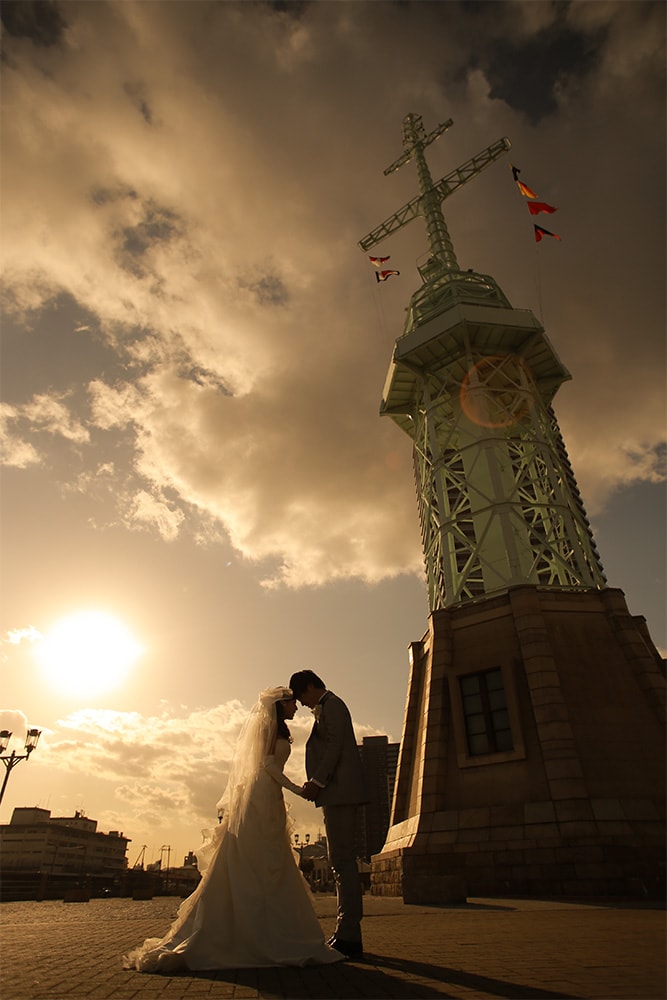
[289,669,367,959]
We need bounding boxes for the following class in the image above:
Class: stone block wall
[371,587,666,901]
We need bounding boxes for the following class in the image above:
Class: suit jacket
[305,691,367,807]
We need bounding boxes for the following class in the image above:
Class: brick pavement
[0,894,664,1000]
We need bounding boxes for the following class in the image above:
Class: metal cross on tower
[360,114,515,321]
[361,114,606,610]
[360,113,510,279]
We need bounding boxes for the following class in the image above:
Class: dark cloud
[240,272,290,307]
[479,26,604,124]
[182,365,233,395]
[444,1,607,124]
[115,203,182,277]
[120,206,180,259]
[0,0,66,48]
[92,186,140,206]
[123,81,155,126]
[268,1,309,18]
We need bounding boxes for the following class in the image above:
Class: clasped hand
[300,780,320,801]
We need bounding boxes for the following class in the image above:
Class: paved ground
[1,894,664,1000]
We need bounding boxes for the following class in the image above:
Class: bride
[123,686,344,971]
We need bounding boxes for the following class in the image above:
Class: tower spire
[385,113,459,271]
[359,113,510,289]
[361,112,605,610]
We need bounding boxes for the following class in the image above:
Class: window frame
[449,661,526,769]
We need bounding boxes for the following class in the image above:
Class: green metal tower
[360,113,606,610]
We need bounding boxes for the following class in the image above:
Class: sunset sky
[1,0,664,867]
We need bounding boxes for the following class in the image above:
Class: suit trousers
[322,803,363,942]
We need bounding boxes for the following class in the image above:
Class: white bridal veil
[215,686,293,836]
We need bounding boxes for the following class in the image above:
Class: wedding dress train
[123,739,342,971]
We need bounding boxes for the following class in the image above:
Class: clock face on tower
[459,354,536,429]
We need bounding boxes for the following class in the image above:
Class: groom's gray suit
[305,691,367,944]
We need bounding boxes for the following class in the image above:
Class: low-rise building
[0,807,130,877]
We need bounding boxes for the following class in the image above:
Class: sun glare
[35,610,143,698]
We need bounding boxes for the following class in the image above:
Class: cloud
[1,0,664,588]
[126,488,185,542]
[43,704,245,821]
[0,404,41,467]
[2,626,42,646]
[0,709,30,745]
[22,393,90,444]
[1,393,89,476]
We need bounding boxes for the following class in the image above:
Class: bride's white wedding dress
[123,739,343,971]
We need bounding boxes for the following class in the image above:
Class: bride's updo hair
[275,699,293,742]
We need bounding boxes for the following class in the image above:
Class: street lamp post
[0,729,41,806]
[160,844,171,893]
[293,833,311,880]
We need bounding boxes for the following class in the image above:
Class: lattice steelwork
[360,113,606,609]
[409,357,605,609]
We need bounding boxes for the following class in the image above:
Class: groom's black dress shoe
[328,936,363,959]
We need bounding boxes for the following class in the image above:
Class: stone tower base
[371,587,665,901]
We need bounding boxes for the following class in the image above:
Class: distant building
[0,807,130,876]
[356,735,400,861]
[294,835,334,891]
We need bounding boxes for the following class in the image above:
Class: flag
[534,225,561,242]
[511,164,537,199]
[517,180,538,199]
[376,269,400,282]
[527,201,557,215]
[369,255,391,266]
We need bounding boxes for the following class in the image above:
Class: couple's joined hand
[301,780,320,802]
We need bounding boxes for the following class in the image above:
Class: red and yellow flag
[511,164,538,199]
[527,201,557,216]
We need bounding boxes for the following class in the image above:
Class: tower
[356,735,400,862]
[362,114,666,901]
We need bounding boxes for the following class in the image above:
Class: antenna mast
[359,113,510,286]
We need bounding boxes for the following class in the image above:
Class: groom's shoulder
[324,691,351,714]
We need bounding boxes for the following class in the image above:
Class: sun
[34,610,143,698]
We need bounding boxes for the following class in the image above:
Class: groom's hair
[289,669,325,698]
